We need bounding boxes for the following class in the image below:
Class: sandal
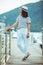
[22,53,30,61]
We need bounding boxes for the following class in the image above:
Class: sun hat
[21,6,28,12]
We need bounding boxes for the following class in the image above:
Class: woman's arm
[27,23,31,33]
[26,23,31,38]
[7,21,19,31]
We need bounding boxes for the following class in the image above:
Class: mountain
[0,1,43,32]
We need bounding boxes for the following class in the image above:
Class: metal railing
[0,30,11,64]
[5,31,11,62]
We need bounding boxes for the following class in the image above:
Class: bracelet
[27,32,30,34]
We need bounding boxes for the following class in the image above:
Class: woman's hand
[26,33,30,38]
[7,28,12,31]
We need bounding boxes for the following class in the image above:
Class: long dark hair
[21,9,28,18]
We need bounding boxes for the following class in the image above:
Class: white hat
[21,6,28,12]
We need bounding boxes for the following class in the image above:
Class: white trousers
[17,28,30,56]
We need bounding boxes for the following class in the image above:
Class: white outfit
[16,15,31,56]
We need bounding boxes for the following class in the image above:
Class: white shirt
[16,15,31,29]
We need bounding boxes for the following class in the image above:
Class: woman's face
[20,9,28,18]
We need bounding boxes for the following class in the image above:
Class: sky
[0,0,40,14]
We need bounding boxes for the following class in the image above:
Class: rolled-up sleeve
[27,17,31,24]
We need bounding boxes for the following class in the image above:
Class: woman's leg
[22,28,30,61]
[17,29,25,54]
[22,37,30,61]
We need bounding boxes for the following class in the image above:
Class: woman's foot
[22,52,30,61]
[22,57,27,61]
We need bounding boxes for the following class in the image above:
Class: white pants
[17,28,30,56]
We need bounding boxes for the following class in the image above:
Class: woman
[7,6,31,61]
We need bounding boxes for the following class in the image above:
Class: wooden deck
[5,55,43,65]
